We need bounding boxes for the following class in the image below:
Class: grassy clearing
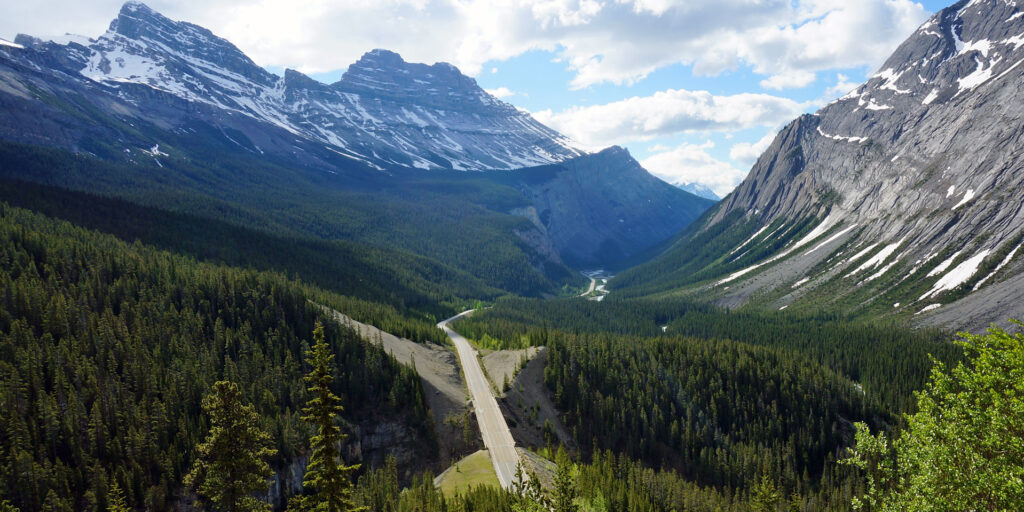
[437,450,500,496]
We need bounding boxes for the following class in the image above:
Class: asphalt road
[438,310,520,489]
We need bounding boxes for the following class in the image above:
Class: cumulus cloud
[822,73,862,101]
[1,0,930,89]
[485,87,517,98]
[532,89,805,148]
[729,130,779,169]
[640,141,747,197]
[760,70,816,90]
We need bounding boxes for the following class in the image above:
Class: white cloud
[532,89,805,148]
[1,0,930,89]
[640,141,747,197]
[729,130,778,168]
[759,70,816,90]
[822,73,862,101]
[485,87,517,98]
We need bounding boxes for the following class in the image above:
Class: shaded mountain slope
[0,1,710,281]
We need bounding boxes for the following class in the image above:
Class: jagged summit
[822,0,1024,119]
[334,49,506,113]
[100,0,273,84]
[2,1,584,170]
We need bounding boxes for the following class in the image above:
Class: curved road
[438,311,520,489]
[579,276,597,297]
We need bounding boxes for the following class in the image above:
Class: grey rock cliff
[689,0,1024,330]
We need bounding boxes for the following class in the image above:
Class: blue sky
[295,0,954,195]
[3,0,955,195]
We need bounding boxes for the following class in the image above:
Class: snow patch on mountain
[952,188,976,209]
[919,249,991,300]
[848,238,905,277]
[816,127,868,144]
[63,2,585,172]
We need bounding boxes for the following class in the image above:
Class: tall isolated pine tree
[553,446,578,512]
[289,322,364,512]
[186,381,276,512]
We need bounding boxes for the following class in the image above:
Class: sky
[0,0,954,196]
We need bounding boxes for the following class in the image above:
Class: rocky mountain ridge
[0,1,710,272]
[620,0,1024,330]
[9,1,582,171]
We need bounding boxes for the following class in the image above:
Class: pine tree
[185,381,276,512]
[106,481,130,512]
[750,474,781,512]
[553,446,578,512]
[290,322,364,512]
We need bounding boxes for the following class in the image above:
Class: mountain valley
[0,0,1022,511]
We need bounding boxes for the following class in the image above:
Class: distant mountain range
[0,1,713,280]
[13,1,583,171]
[615,0,1024,331]
[675,182,720,201]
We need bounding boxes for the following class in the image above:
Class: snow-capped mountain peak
[15,1,584,171]
[674,182,720,201]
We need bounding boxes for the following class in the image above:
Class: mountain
[488,147,716,266]
[0,1,710,287]
[675,182,720,201]
[614,0,1024,331]
[13,1,582,171]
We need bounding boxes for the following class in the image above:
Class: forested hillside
[545,330,878,501]
[0,141,582,298]
[0,178,490,339]
[455,296,960,413]
[0,203,431,511]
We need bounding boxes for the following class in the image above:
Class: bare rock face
[646,0,1024,330]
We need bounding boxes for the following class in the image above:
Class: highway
[579,276,597,297]
[438,310,521,489]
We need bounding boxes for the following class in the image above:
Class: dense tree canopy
[0,203,431,510]
[186,381,276,512]
[455,296,960,413]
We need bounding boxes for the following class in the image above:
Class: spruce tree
[553,447,578,512]
[750,474,781,512]
[290,322,363,512]
[106,481,130,512]
[186,381,276,512]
